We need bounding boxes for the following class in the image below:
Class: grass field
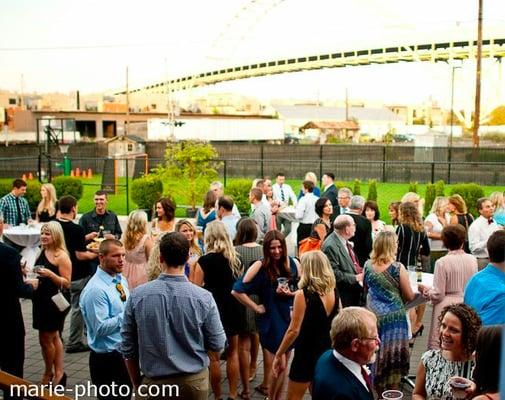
[7,175,504,223]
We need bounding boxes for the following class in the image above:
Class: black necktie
[280,186,285,202]
[15,196,22,225]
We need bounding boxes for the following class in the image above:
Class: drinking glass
[381,390,403,400]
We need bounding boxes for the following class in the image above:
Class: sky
[2,0,505,109]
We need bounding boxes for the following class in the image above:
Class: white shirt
[333,350,369,391]
[425,213,447,251]
[468,215,501,258]
[261,194,271,210]
[214,200,241,219]
[295,192,318,224]
[272,183,297,206]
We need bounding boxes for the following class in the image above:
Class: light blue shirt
[221,214,240,241]
[80,267,129,353]
[464,264,505,325]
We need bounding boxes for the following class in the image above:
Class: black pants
[297,223,312,246]
[89,350,132,400]
[0,332,25,400]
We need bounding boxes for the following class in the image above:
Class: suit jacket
[313,350,374,400]
[347,212,373,268]
[322,184,338,221]
[0,242,33,340]
[322,232,363,307]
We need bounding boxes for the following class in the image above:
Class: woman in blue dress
[364,230,416,394]
[233,230,300,400]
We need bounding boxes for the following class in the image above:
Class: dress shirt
[79,209,123,240]
[468,215,500,258]
[214,200,241,219]
[272,183,297,206]
[251,202,271,240]
[295,192,318,224]
[333,350,369,391]
[221,214,240,240]
[464,264,505,325]
[261,194,271,210]
[0,193,31,225]
[80,267,129,353]
[120,274,226,377]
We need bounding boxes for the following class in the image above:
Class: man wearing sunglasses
[80,239,132,400]
[121,232,226,400]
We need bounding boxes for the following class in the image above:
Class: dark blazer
[322,184,338,221]
[313,350,374,400]
[322,232,364,307]
[346,212,373,268]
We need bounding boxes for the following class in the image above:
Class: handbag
[298,236,322,256]
[51,286,70,313]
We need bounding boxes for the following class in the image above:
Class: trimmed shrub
[53,176,83,200]
[408,181,418,193]
[367,179,378,201]
[131,175,163,211]
[434,180,445,197]
[334,181,347,192]
[353,179,361,196]
[226,179,252,215]
[0,182,11,198]
[449,183,485,217]
[425,184,436,214]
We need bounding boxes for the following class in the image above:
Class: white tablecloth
[278,206,297,222]
[3,225,41,268]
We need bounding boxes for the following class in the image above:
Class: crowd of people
[1,174,504,400]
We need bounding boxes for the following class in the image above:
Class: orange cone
[87,168,93,179]
[22,173,27,180]
[28,172,33,180]
[75,167,81,177]
[81,170,87,179]
[71,169,75,177]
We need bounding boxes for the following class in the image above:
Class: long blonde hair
[298,250,335,295]
[37,183,57,216]
[41,221,68,256]
[430,196,448,216]
[204,221,242,277]
[122,210,148,250]
[401,191,424,216]
[490,191,504,211]
[370,231,398,265]
[175,219,202,257]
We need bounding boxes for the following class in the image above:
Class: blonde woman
[121,210,153,289]
[193,221,243,400]
[401,191,425,217]
[490,191,505,226]
[364,231,416,393]
[424,196,449,270]
[32,221,71,386]
[36,183,57,222]
[175,219,202,278]
[447,194,474,252]
[297,171,321,198]
[272,251,340,400]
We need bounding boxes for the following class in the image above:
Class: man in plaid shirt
[0,179,32,226]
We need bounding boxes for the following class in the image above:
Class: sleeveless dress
[364,261,410,391]
[289,287,340,383]
[233,257,298,353]
[32,251,68,331]
[123,234,149,290]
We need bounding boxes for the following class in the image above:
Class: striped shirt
[395,224,430,267]
[0,193,31,225]
[120,273,226,377]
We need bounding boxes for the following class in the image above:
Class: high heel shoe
[54,372,67,387]
[412,324,424,338]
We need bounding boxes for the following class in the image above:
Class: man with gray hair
[335,187,353,216]
[322,215,364,307]
[312,307,377,400]
[210,181,241,218]
[347,195,373,268]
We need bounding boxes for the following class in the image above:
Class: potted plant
[154,140,221,217]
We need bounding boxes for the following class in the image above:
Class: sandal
[238,391,251,400]
[248,367,257,382]
[254,385,269,396]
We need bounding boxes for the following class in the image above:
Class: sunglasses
[116,283,126,302]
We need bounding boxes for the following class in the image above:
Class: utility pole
[473,0,483,148]
[125,66,129,137]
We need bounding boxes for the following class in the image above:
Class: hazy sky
[2,0,505,108]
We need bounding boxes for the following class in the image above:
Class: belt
[149,369,206,380]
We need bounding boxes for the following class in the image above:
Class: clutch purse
[51,290,70,312]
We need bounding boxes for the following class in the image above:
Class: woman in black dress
[272,250,340,399]
[193,221,243,400]
[36,183,57,222]
[33,221,71,385]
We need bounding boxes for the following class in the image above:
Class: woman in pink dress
[418,224,478,350]
[121,210,154,289]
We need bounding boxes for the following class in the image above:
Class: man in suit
[322,215,364,307]
[321,172,338,221]
[346,195,373,268]
[313,307,378,400]
[335,187,353,217]
[0,214,38,400]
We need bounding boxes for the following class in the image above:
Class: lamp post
[448,65,461,184]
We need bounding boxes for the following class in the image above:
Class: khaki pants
[138,369,208,400]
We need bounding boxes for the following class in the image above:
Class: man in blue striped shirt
[0,179,32,226]
[121,232,226,400]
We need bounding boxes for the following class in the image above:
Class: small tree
[434,180,445,197]
[367,179,378,201]
[154,140,221,210]
[408,181,418,193]
[425,183,436,214]
[353,179,361,196]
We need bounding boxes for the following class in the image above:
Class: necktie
[361,366,373,392]
[346,241,362,273]
[15,196,22,225]
[280,186,285,202]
